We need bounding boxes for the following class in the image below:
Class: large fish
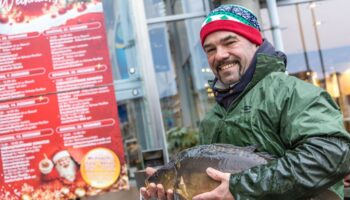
[145,144,340,200]
[145,144,269,199]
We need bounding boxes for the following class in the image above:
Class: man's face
[56,156,71,168]
[203,31,258,85]
[55,156,77,182]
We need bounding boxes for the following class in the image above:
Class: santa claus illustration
[39,149,79,184]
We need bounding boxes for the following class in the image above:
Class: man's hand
[140,167,174,200]
[193,167,235,200]
[344,173,350,187]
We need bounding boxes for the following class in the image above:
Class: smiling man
[203,31,258,86]
[141,4,350,200]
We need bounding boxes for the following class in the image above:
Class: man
[39,149,79,184]
[141,4,350,200]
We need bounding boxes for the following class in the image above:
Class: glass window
[103,0,139,80]
[102,0,155,177]
[313,0,350,131]
[261,5,312,75]
[261,0,350,131]
[147,15,214,132]
[144,0,206,19]
[117,99,150,177]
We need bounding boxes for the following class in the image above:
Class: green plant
[166,127,199,159]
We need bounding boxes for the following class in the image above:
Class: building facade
[101,0,350,179]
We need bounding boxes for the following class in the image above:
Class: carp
[145,144,340,200]
[145,144,270,200]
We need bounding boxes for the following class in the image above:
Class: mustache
[215,59,240,69]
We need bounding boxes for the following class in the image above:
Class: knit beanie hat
[200,4,262,46]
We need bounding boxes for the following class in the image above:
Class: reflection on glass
[262,0,350,132]
[118,99,150,177]
[148,17,215,133]
[102,0,153,179]
[103,0,138,80]
[143,0,205,19]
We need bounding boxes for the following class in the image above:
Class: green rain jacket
[199,50,350,199]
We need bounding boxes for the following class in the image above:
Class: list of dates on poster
[0,85,118,184]
[0,1,127,198]
[0,22,112,100]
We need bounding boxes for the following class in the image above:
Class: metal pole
[219,0,262,24]
[295,4,310,71]
[266,0,284,51]
[310,2,327,89]
[335,72,345,114]
[130,0,169,162]
[203,0,211,15]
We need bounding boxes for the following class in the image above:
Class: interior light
[129,67,136,74]
[315,21,322,26]
[344,68,350,74]
[309,2,317,8]
[132,89,139,96]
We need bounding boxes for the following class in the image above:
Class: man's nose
[215,46,229,60]
[62,160,69,165]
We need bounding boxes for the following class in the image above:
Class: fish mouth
[217,61,239,71]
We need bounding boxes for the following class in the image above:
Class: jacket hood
[259,40,287,67]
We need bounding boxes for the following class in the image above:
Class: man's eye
[226,41,235,45]
[205,48,214,54]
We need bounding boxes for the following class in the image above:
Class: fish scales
[146,144,269,200]
[145,144,340,200]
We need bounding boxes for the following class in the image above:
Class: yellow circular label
[80,148,120,188]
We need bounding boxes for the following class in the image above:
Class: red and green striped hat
[200,4,262,46]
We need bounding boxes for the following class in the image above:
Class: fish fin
[211,143,260,152]
[174,192,188,200]
[255,152,276,160]
[242,144,260,152]
[217,144,259,152]
[176,176,189,200]
[146,160,176,185]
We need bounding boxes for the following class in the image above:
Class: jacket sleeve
[229,136,350,200]
[229,87,350,200]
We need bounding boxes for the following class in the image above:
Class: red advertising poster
[0,0,128,199]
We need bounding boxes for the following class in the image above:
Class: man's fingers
[141,184,172,200]
[166,189,174,200]
[140,187,151,200]
[147,183,157,198]
[345,181,350,187]
[156,184,166,199]
[145,167,157,176]
[206,167,224,181]
[193,191,212,200]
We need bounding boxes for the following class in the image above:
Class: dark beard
[216,62,243,85]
